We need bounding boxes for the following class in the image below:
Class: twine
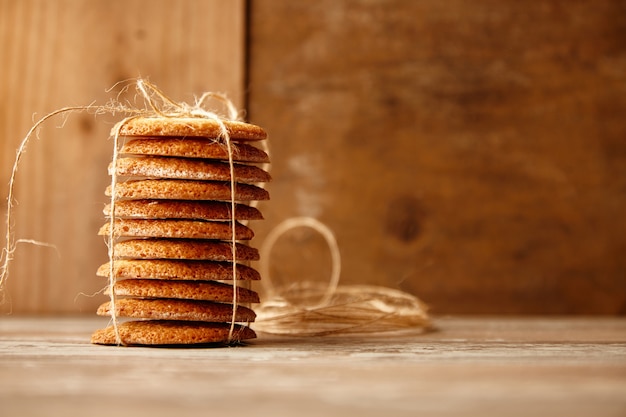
[255,217,431,336]
[0,79,245,345]
[260,217,341,310]
[1,105,110,305]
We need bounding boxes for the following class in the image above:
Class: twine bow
[134,79,239,122]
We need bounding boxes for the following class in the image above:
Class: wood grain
[0,0,245,313]
[1,316,625,417]
[247,0,626,314]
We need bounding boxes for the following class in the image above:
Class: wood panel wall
[0,0,245,314]
[2,0,625,316]
[247,0,626,314]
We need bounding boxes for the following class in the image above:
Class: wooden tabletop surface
[1,316,625,417]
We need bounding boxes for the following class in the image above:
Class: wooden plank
[0,0,246,314]
[1,316,625,417]
[247,0,626,314]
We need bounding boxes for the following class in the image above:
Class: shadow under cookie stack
[91,117,270,346]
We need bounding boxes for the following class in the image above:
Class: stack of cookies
[91,117,270,346]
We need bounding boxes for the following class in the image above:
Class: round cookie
[97,260,261,281]
[115,117,267,141]
[112,156,271,183]
[121,138,269,163]
[106,179,269,201]
[96,298,256,322]
[99,219,254,240]
[112,279,260,303]
[91,320,256,346]
[103,200,263,221]
[114,239,260,261]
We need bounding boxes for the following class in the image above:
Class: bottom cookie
[91,320,256,346]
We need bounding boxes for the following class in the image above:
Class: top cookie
[115,117,267,141]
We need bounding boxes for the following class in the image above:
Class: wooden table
[1,316,625,417]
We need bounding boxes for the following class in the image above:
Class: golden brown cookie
[114,239,259,261]
[97,260,261,281]
[106,179,269,201]
[97,298,256,322]
[112,279,259,303]
[103,200,263,221]
[112,157,271,184]
[115,117,267,141]
[121,138,269,163]
[98,219,253,240]
[91,320,256,346]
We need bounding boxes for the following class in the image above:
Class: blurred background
[1,0,624,315]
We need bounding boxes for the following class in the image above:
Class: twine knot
[136,79,239,123]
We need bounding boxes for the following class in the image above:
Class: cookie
[98,219,254,240]
[91,320,256,345]
[115,117,267,141]
[97,298,256,322]
[97,260,261,281]
[103,200,263,221]
[112,157,271,184]
[114,239,260,261]
[106,179,269,201]
[112,279,260,303]
[121,138,269,163]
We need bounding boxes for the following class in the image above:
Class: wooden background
[247,0,626,314]
[1,0,625,315]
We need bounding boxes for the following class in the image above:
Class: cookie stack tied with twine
[91,91,270,346]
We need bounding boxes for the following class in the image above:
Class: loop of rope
[255,218,431,336]
[259,217,341,310]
